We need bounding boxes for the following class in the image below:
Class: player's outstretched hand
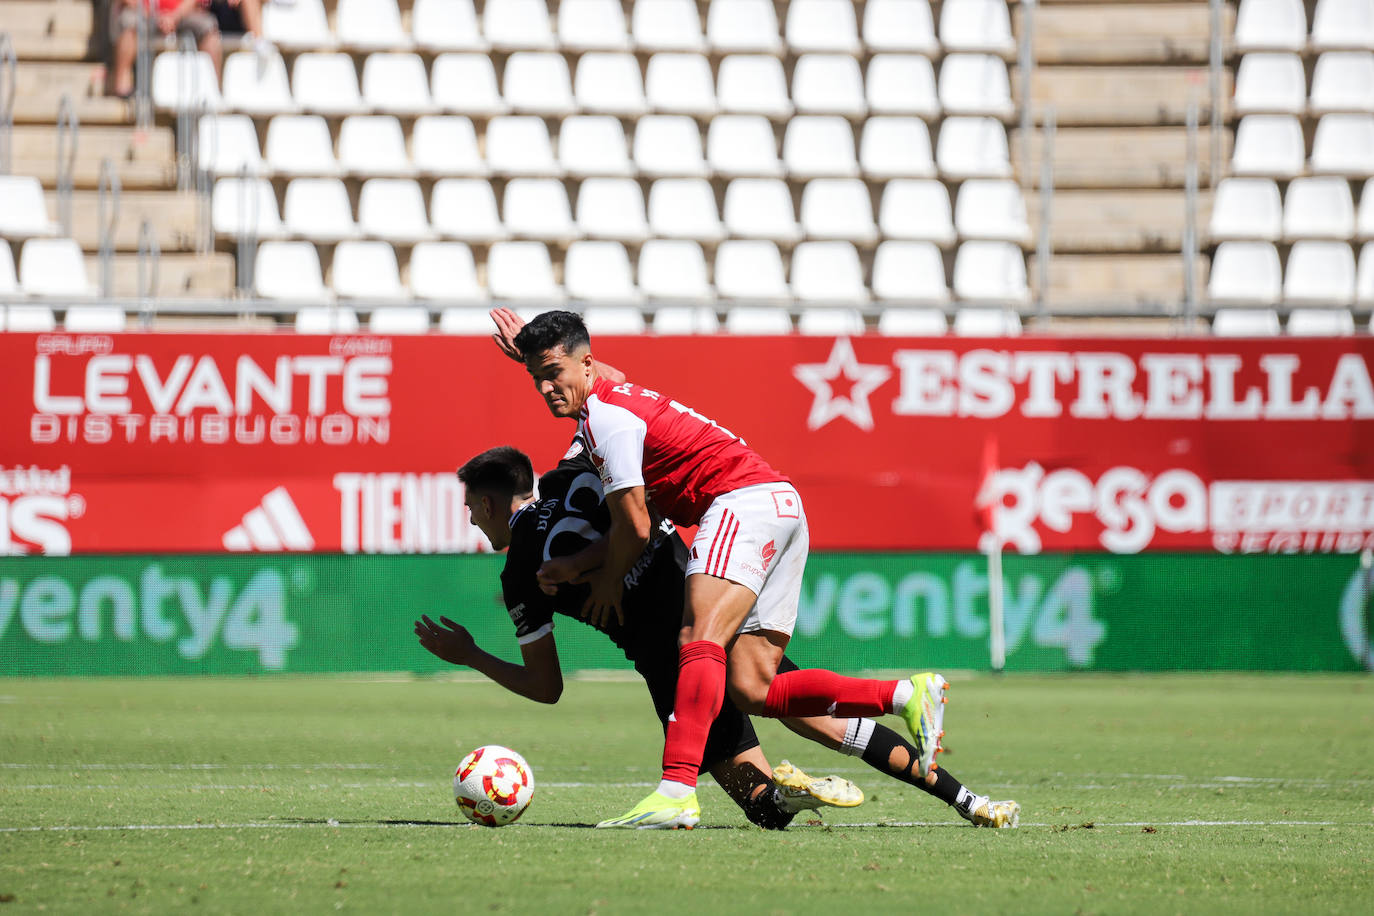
[581,576,625,629]
[414,614,478,666]
[536,555,592,595]
[490,307,526,362]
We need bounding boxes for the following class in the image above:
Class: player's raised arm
[492,307,626,383]
[581,486,653,628]
[414,615,564,704]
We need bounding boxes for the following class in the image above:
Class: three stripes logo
[222,486,315,552]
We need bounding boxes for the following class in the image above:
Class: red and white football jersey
[578,376,788,525]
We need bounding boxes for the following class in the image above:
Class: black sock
[861,722,965,807]
[742,786,795,831]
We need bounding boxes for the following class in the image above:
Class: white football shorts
[685,482,809,636]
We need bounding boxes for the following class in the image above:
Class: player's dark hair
[513,310,590,359]
[458,446,534,498]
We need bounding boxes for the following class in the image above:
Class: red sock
[660,640,727,788]
[762,669,898,718]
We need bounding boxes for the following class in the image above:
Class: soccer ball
[453,745,535,827]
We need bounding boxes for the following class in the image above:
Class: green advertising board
[0,553,1369,676]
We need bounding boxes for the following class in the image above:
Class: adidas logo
[222,486,315,552]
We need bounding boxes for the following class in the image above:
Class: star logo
[792,338,892,431]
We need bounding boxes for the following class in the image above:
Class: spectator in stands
[210,0,266,43]
[107,0,224,98]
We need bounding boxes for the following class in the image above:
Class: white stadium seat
[362,53,437,115]
[648,179,725,242]
[783,116,859,178]
[1230,115,1306,178]
[792,54,867,117]
[955,179,1031,244]
[1287,308,1356,334]
[503,179,576,241]
[559,116,633,177]
[799,179,878,243]
[211,177,283,238]
[1211,307,1281,335]
[707,0,782,54]
[1233,53,1307,116]
[151,51,222,113]
[633,116,708,177]
[1209,178,1283,242]
[1311,0,1374,52]
[503,52,575,116]
[707,115,784,177]
[0,175,58,238]
[860,117,937,178]
[939,54,1014,119]
[1359,179,1374,238]
[936,117,1013,179]
[222,51,297,116]
[575,178,649,242]
[717,56,793,119]
[1208,241,1282,303]
[879,180,955,245]
[798,307,866,335]
[410,242,486,302]
[265,115,341,177]
[786,0,861,54]
[412,116,488,176]
[262,0,334,50]
[485,116,561,176]
[575,52,648,116]
[198,114,264,178]
[487,241,563,302]
[653,305,720,333]
[1358,242,1374,303]
[952,241,1030,304]
[283,178,359,241]
[565,241,642,304]
[639,240,715,302]
[862,0,938,55]
[632,0,706,53]
[645,53,717,116]
[791,241,869,304]
[296,306,359,332]
[412,0,487,52]
[558,0,631,51]
[583,305,648,333]
[292,54,363,115]
[332,240,409,300]
[0,244,17,298]
[1282,177,1357,240]
[339,116,413,176]
[431,54,508,116]
[484,0,555,51]
[714,240,791,300]
[337,0,411,51]
[1283,240,1357,303]
[872,241,950,304]
[878,306,948,335]
[939,0,1017,56]
[2,305,58,331]
[723,178,802,243]
[953,307,1022,336]
[439,307,497,333]
[725,306,792,334]
[358,178,433,243]
[1309,52,1374,114]
[1233,0,1307,53]
[255,241,330,301]
[865,55,940,120]
[369,306,431,333]
[63,305,125,332]
[1310,114,1374,176]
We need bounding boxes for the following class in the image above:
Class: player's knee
[726,677,769,715]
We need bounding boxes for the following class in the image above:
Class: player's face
[524,344,594,418]
[464,489,511,551]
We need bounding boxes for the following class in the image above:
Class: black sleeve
[500,517,560,645]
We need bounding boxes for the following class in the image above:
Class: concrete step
[1027,189,1213,253]
[1016,66,1231,126]
[1013,126,1231,188]
[11,62,134,126]
[10,123,176,190]
[4,1,96,61]
[1029,252,1209,312]
[11,158,177,191]
[81,252,236,300]
[1017,2,1232,65]
[51,190,203,252]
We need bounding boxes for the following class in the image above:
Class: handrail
[235,165,258,295]
[0,32,16,174]
[1183,99,1200,327]
[97,157,122,298]
[137,218,161,325]
[1208,0,1224,186]
[1017,0,1037,193]
[134,2,153,132]
[55,94,78,237]
[1034,106,1055,325]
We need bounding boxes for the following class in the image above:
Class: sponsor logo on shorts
[760,539,777,571]
[772,491,800,518]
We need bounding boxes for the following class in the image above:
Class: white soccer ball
[453,745,535,827]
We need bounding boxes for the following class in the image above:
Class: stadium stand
[2,0,1372,334]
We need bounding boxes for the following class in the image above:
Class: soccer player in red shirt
[506,310,963,829]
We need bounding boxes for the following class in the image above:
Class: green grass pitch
[2,674,1372,914]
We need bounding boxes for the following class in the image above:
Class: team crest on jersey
[760,539,777,571]
[562,438,585,460]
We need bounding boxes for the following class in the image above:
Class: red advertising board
[2,331,1372,555]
